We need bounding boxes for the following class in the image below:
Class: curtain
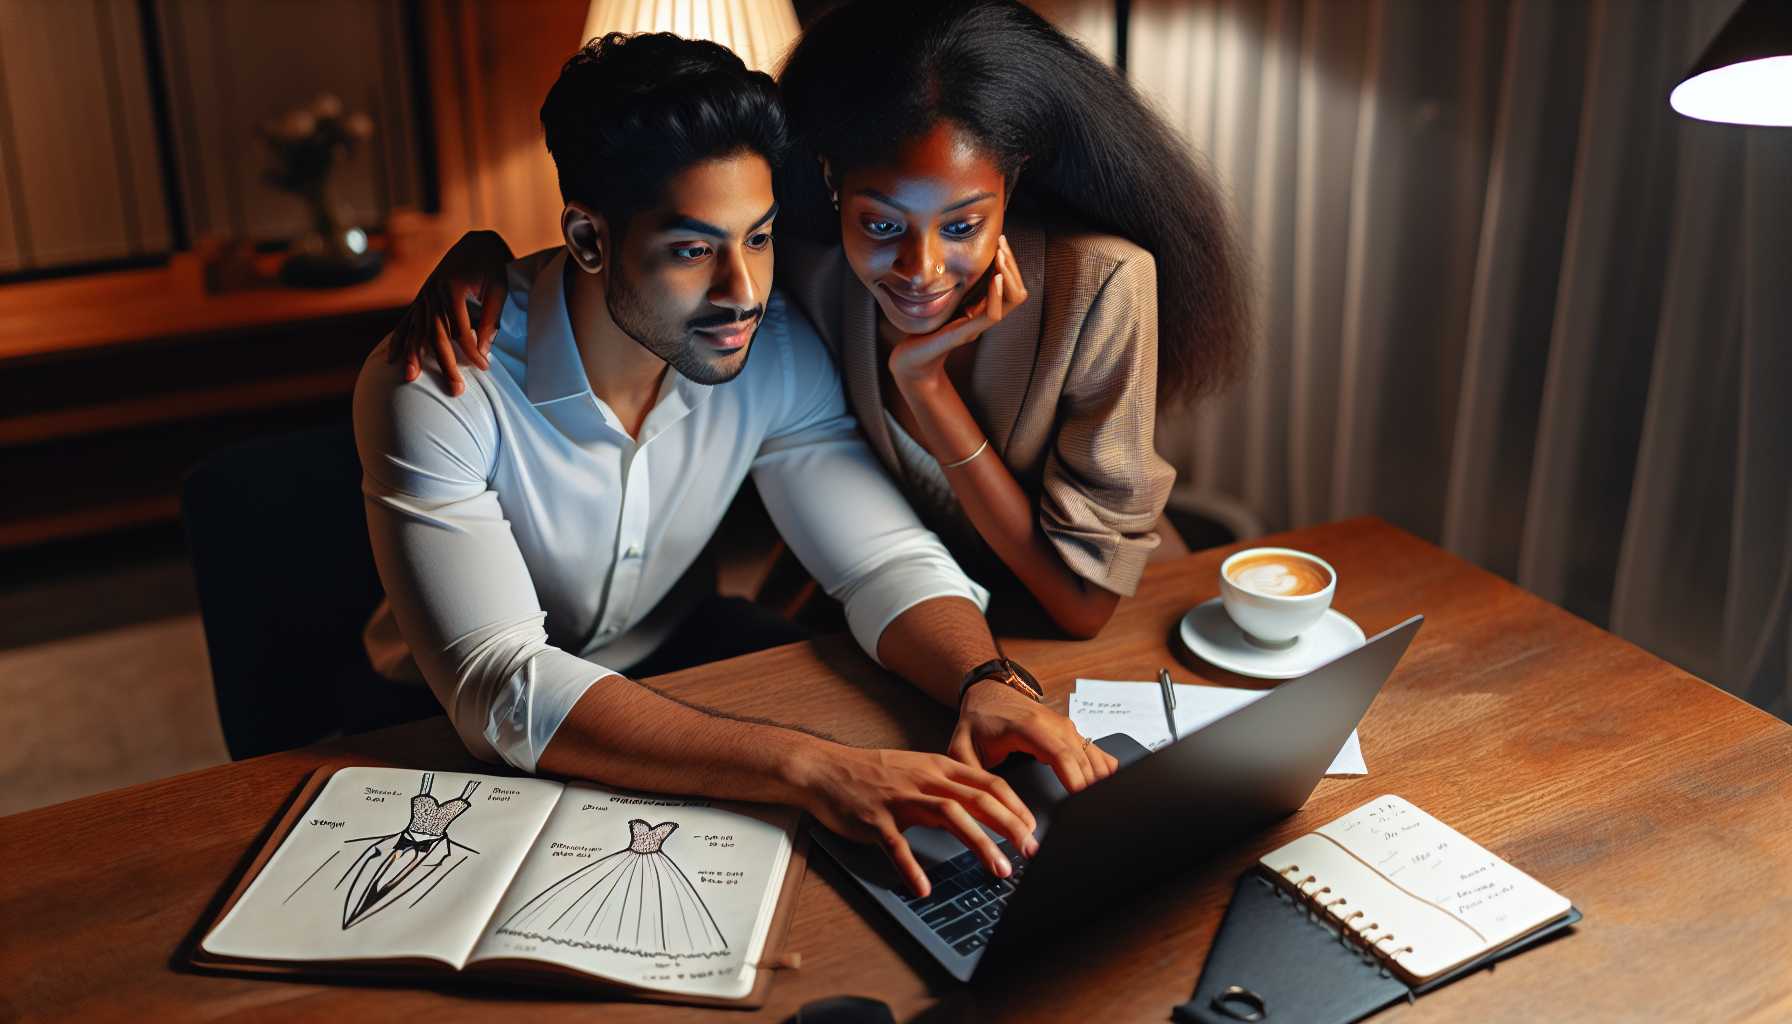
[1030,0,1118,62]
[1128,0,1790,719]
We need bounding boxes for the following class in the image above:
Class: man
[354,33,1116,898]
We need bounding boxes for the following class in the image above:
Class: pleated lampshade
[582,0,802,74]
[1668,0,1792,126]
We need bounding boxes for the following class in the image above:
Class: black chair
[182,422,394,760]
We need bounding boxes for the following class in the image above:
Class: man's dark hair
[540,32,788,235]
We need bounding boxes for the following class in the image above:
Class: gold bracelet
[939,439,989,470]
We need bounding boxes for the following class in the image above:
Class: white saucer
[1179,597,1366,680]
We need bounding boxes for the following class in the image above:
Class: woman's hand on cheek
[887,234,1029,394]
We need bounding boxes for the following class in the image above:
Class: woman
[394,0,1248,638]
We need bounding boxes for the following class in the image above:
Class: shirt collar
[519,248,714,436]
[522,249,592,406]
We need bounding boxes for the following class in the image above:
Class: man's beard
[607,266,757,386]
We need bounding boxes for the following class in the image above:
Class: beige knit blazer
[780,217,1175,597]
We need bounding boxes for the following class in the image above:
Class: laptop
[811,614,1423,981]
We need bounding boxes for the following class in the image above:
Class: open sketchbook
[196,765,804,1007]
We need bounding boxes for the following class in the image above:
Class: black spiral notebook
[1178,796,1581,1024]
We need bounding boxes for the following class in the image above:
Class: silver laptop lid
[984,615,1424,964]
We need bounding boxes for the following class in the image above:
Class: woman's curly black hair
[778,0,1249,403]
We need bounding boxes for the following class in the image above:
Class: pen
[1158,668,1179,742]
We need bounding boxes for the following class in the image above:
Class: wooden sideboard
[0,225,461,549]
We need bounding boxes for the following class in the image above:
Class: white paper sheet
[1069,678,1367,775]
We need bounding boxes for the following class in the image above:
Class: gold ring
[1081,736,1093,748]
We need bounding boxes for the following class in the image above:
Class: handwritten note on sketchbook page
[1260,796,1573,984]
[1069,679,1366,775]
[200,766,798,1002]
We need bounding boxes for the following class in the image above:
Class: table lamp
[1669,0,1792,126]
[582,0,802,73]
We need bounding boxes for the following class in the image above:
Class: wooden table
[3,518,1789,1021]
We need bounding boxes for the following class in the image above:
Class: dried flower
[260,96,377,199]
[277,110,317,141]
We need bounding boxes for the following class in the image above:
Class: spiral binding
[1269,864,1416,978]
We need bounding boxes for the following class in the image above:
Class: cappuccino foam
[1227,553,1331,597]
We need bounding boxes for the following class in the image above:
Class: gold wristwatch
[957,657,1045,706]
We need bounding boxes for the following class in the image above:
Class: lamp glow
[1671,56,1792,127]
[1669,0,1792,126]
[582,0,801,74]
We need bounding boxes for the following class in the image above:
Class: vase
[280,185,384,288]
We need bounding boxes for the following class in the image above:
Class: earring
[830,189,839,212]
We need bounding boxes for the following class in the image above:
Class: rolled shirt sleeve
[353,346,610,773]
[1039,250,1177,597]
[750,302,989,663]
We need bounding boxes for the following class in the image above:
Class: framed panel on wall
[154,0,425,246]
[0,0,174,276]
[0,0,428,279]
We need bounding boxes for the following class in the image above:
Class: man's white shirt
[355,248,987,773]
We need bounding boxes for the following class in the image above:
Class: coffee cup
[1218,547,1337,648]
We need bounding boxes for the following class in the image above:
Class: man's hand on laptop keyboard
[950,681,1120,793]
[794,747,1039,899]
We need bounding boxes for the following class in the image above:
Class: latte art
[1226,554,1331,597]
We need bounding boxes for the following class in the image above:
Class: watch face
[1003,659,1044,700]
[960,659,1045,705]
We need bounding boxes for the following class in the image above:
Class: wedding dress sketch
[284,772,482,929]
[496,818,729,958]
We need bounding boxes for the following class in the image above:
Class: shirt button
[624,544,642,559]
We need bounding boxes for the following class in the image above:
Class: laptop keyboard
[897,838,1030,957]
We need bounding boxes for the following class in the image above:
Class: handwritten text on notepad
[1321,797,1561,935]
[1069,679,1366,776]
